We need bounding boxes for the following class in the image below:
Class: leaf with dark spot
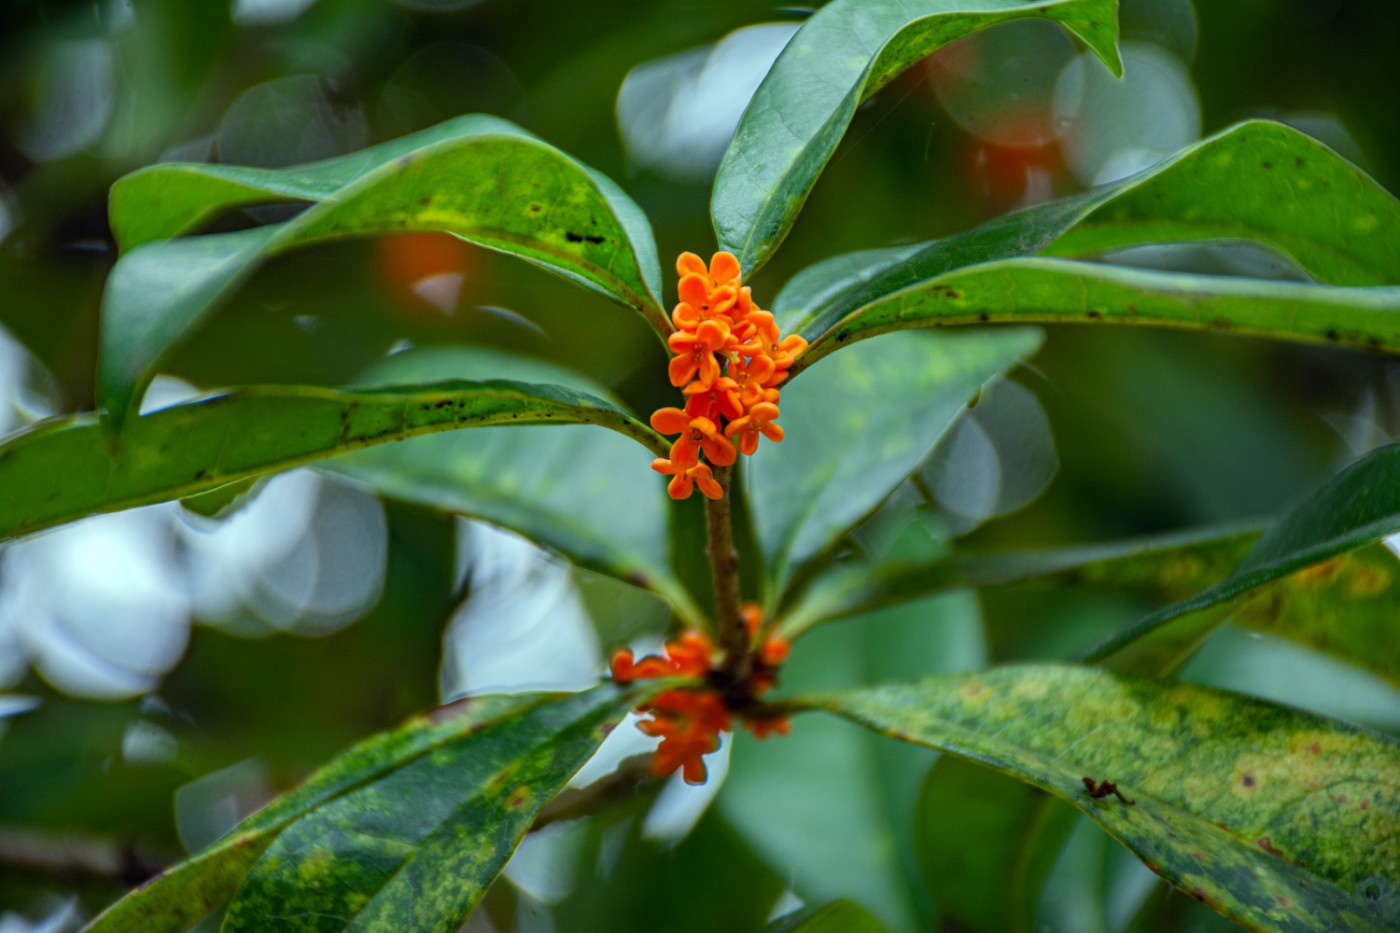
[1088,442,1400,678]
[809,665,1400,933]
[0,350,698,619]
[85,686,655,933]
[100,116,665,429]
[774,121,1400,374]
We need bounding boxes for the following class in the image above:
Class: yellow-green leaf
[100,117,665,428]
[85,688,650,933]
[811,664,1400,932]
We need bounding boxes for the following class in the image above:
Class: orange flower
[651,249,801,499]
[724,402,784,456]
[610,624,792,782]
[650,458,724,500]
[677,251,742,291]
[610,630,714,683]
[638,690,732,783]
[651,408,737,469]
[666,319,727,388]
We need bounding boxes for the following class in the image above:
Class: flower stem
[706,465,751,683]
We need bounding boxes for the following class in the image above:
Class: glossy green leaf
[772,120,1400,370]
[0,374,665,545]
[767,900,890,933]
[748,328,1042,604]
[712,0,1122,274]
[1088,442,1400,673]
[319,347,701,624]
[916,756,1077,933]
[100,117,665,427]
[812,664,1400,933]
[109,115,519,250]
[221,684,645,933]
[86,688,650,933]
[788,259,1400,375]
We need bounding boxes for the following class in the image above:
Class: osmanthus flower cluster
[649,251,807,500]
[611,604,792,784]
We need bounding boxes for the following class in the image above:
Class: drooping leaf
[766,900,891,933]
[748,328,1042,604]
[85,687,653,933]
[811,664,1400,933]
[319,347,701,624]
[109,115,519,250]
[771,120,1400,370]
[712,0,1122,274]
[0,375,664,541]
[100,117,665,426]
[1087,442,1400,675]
[220,685,647,933]
[916,756,1077,933]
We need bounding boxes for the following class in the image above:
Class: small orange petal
[678,273,711,307]
[650,407,691,435]
[703,434,737,466]
[676,252,707,277]
[709,251,741,285]
[668,354,699,387]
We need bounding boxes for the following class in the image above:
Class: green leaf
[788,259,1400,375]
[100,117,665,427]
[1228,542,1400,690]
[748,328,1042,604]
[109,115,518,250]
[319,347,701,624]
[767,901,891,933]
[86,688,650,933]
[772,120,1400,369]
[778,522,1263,638]
[811,664,1400,933]
[0,373,665,544]
[221,685,645,933]
[712,0,1122,274]
[916,756,1077,933]
[1088,442,1400,674]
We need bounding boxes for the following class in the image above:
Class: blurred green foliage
[1,1,1398,930]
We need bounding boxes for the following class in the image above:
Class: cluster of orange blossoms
[610,605,791,784]
[650,251,807,500]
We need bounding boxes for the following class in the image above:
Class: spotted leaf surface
[0,377,663,543]
[712,0,1121,274]
[771,121,1400,371]
[109,115,519,251]
[100,116,665,427]
[83,690,629,933]
[812,665,1400,933]
[748,328,1042,605]
[220,685,647,933]
[1089,442,1400,676]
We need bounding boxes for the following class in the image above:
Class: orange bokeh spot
[374,232,476,315]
